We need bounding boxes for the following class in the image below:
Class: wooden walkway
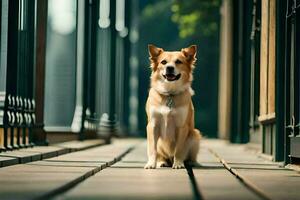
[0,139,299,200]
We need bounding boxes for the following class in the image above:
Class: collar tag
[166,96,174,109]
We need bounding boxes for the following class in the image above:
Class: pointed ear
[181,45,197,62]
[148,44,163,61]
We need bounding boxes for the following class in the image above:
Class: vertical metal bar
[288,0,300,162]
[6,0,19,150]
[231,0,252,143]
[122,0,131,132]
[81,0,91,140]
[290,16,295,136]
[16,0,24,149]
[274,0,286,162]
[115,0,126,132]
[81,0,96,140]
[28,0,36,147]
[86,0,96,129]
[294,0,300,136]
[284,0,292,163]
[98,0,117,140]
[128,0,139,135]
[72,0,84,134]
[32,0,48,145]
[250,0,255,127]
[254,0,261,127]
[109,0,116,130]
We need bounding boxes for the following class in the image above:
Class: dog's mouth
[163,73,181,82]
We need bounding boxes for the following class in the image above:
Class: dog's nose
[166,66,174,74]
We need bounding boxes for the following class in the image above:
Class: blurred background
[1,0,299,164]
[43,0,221,138]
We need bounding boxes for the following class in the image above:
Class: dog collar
[166,95,174,109]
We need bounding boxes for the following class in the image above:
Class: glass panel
[44,0,77,130]
[0,0,8,93]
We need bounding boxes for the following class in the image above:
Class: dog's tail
[192,129,202,140]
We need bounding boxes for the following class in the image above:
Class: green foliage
[171,0,221,38]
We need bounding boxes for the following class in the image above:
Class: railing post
[6,0,19,150]
[32,0,48,145]
[80,0,98,140]
[115,0,128,134]
[128,0,139,135]
[72,0,85,138]
[122,0,131,133]
[98,0,117,139]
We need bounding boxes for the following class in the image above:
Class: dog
[145,44,201,169]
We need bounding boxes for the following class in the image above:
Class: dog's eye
[161,60,167,65]
[175,59,183,64]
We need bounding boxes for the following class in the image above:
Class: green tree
[171,0,221,38]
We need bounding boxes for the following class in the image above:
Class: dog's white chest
[150,105,188,138]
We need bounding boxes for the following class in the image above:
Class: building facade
[218,0,300,164]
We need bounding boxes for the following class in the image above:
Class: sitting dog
[145,44,201,169]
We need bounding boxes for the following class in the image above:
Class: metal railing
[0,0,36,151]
[285,0,300,162]
[0,0,140,150]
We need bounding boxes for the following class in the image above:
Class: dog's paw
[172,160,185,169]
[144,161,156,169]
[158,161,170,168]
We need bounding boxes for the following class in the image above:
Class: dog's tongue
[166,74,176,81]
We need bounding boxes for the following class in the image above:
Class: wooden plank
[0,156,18,167]
[0,164,96,200]
[234,169,300,200]
[19,146,68,159]
[62,168,194,200]
[193,169,259,200]
[267,0,276,114]
[206,139,300,200]
[47,143,133,165]
[54,139,106,152]
[0,140,105,168]
[0,139,138,200]
[0,146,69,167]
[260,0,269,116]
[202,139,274,165]
[62,141,194,200]
[195,142,260,200]
[0,151,42,163]
[118,141,148,163]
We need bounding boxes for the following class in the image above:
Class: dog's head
[148,44,197,95]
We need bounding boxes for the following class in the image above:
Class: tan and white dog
[145,44,201,169]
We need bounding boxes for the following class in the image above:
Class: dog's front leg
[145,122,159,169]
[173,126,188,169]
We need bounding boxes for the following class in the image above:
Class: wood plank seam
[208,148,272,200]
[0,140,105,168]
[33,146,135,200]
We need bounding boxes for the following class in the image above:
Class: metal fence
[285,0,300,163]
[0,0,140,151]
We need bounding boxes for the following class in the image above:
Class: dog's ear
[148,44,163,62]
[148,44,164,71]
[181,45,197,63]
